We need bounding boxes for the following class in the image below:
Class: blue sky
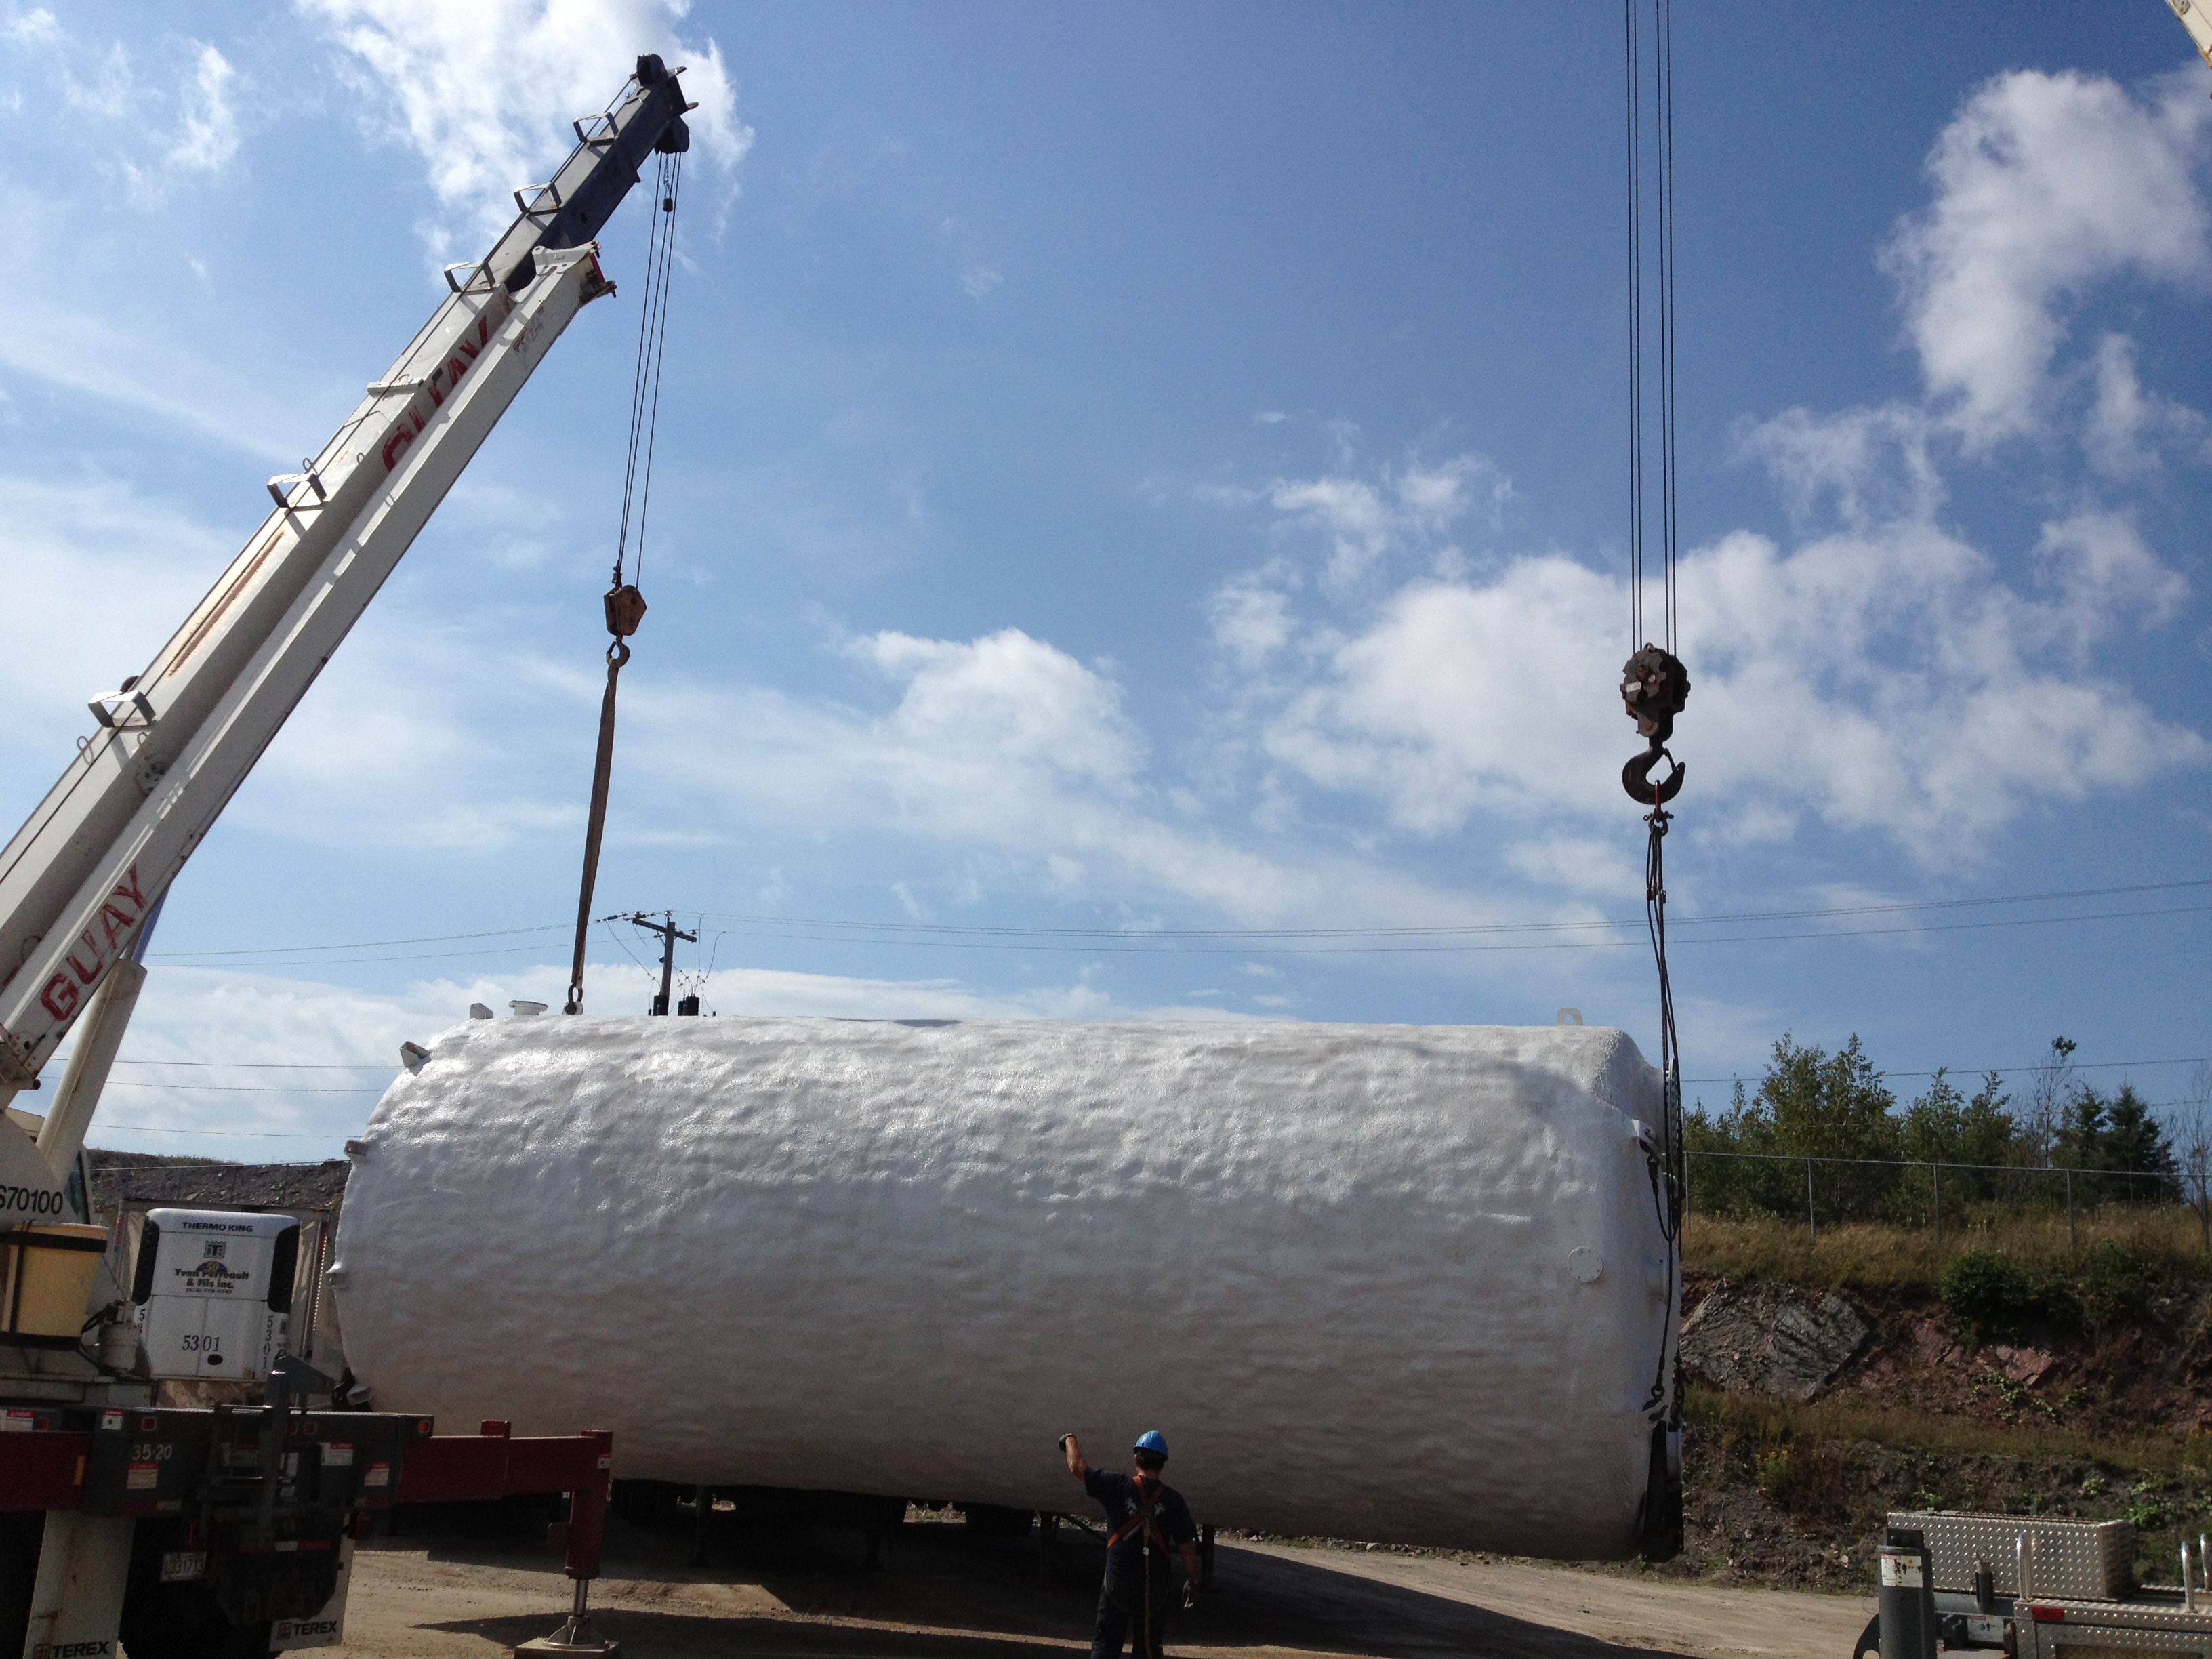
[2,2,2207,1158]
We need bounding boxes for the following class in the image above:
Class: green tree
[1684,1080,1789,1217]
[2059,1083,2178,1204]
[1758,1034,1900,1223]
[1894,1069,2018,1220]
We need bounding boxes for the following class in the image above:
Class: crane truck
[0,54,697,1659]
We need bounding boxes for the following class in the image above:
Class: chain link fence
[1684,1147,2196,1246]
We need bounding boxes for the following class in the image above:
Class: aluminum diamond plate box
[1888,1511,2132,1600]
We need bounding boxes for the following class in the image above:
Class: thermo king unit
[131,1208,300,1380]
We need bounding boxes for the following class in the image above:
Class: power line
[89,1126,335,1140]
[146,923,569,960]
[140,876,2209,964]
[85,1061,392,1071]
[695,877,2212,938]
[97,1082,382,1094]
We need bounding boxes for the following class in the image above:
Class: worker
[1059,1429,1201,1659]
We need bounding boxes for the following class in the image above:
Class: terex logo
[380,316,495,473]
[35,1639,115,1658]
[37,865,150,1022]
[271,1617,341,1639]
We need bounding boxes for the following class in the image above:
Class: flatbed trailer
[1856,1510,2212,1658]
[0,1408,612,1657]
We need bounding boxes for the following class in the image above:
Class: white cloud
[1881,68,2212,449]
[300,0,752,241]
[4,11,60,46]
[2031,508,2189,642]
[0,281,306,459]
[60,41,131,119]
[8,18,247,199]
[1736,403,1942,530]
[0,473,239,751]
[853,628,1145,792]
[166,44,240,175]
[1229,451,2204,866]
[1268,453,1509,592]
[2083,332,2208,478]
[1208,569,1299,670]
[1504,836,1644,900]
[1218,73,2212,870]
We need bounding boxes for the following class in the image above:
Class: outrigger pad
[516,1633,618,1658]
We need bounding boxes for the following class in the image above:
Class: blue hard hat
[1133,1431,1169,1460]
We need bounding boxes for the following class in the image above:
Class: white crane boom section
[0,56,695,1106]
[0,248,608,1093]
[2169,0,2212,68]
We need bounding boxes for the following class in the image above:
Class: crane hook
[1623,745,1685,806]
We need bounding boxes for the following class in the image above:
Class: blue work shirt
[1084,1468,1196,1583]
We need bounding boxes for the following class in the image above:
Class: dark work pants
[1091,1570,1174,1659]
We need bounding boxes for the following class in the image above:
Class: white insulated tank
[329,1017,1679,1559]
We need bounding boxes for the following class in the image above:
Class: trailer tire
[613,1478,686,1530]
[961,1504,1033,1538]
[119,1584,272,1659]
[0,1512,38,1659]
[120,1530,273,1659]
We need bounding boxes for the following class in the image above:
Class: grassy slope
[1665,1209,2212,1591]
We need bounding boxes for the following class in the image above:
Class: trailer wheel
[612,1478,685,1530]
[119,1583,272,1659]
[120,1528,272,1659]
[961,1504,1033,1538]
[0,1513,39,1659]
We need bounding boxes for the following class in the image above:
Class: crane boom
[0,57,693,1105]
[2169,0,2212,68]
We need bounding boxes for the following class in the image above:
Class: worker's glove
[1182,1584,1199,1612]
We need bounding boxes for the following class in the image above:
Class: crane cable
[1624,0,1689,1559]
[565,145,684,1016]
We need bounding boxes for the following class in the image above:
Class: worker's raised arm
[1059,1433,1088,1481]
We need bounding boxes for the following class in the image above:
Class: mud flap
[270,1534,354,1650]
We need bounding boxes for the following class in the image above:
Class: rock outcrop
[1681,1282,1870,1401]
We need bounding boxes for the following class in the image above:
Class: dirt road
[320,1512,1874,1659]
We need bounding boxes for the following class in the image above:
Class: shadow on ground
[398,1509,1698,1659]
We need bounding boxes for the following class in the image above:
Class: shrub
[1942,1250,2051,1344]
[1750,1441,1851,1523]
[1754,1448,1791,1500]
[2076,1240,2154,1332]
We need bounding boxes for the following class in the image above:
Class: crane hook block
[604,583,647,638]
[1620,644,1688,806]
[1620,644,1689,747]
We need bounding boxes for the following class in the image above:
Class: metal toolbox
[1888,1510,2133,1601]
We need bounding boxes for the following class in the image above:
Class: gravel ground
[316,1510,1872,1659]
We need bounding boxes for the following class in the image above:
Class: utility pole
[629,910,698,1015]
